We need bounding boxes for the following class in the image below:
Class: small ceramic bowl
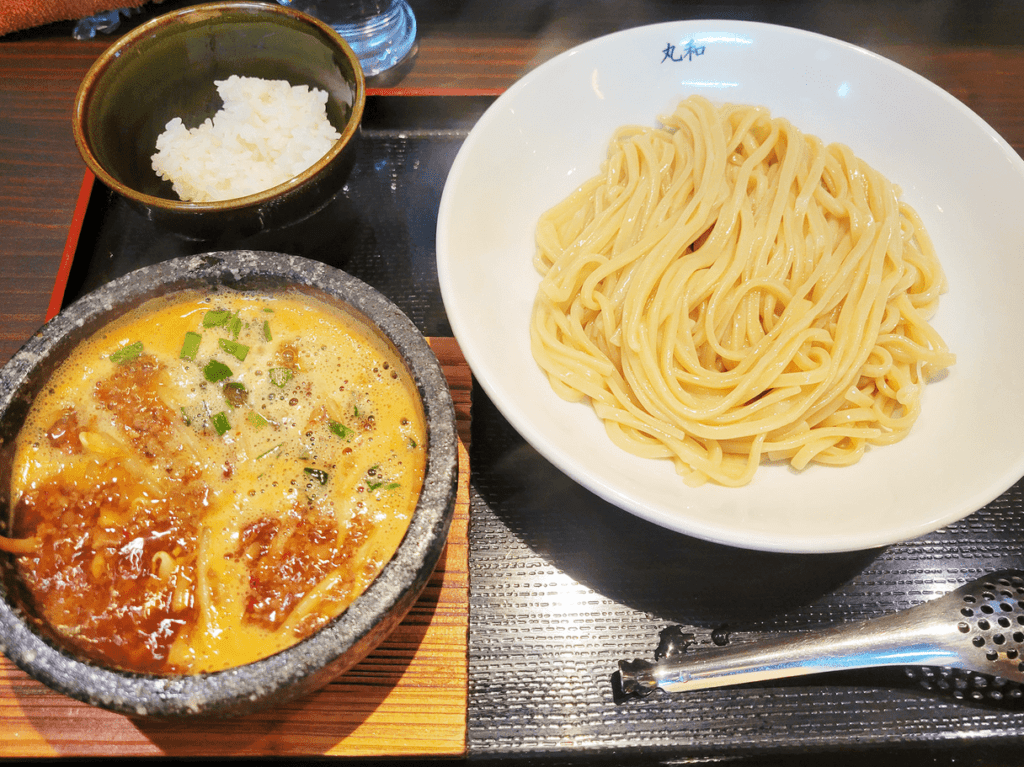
[73,2,366,239]
[0,252,458,717]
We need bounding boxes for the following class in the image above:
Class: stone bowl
[72,1,365,239]
[0,252,458,717]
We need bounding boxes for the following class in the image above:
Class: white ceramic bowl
[437,20,1024,554]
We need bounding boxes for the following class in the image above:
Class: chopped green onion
[227,316,242,340]
[204,360,233,383]
[110,341,143,364]
[269,367,293,388]
[179,331,202,360]
[304,467,329,485]
[181,407,191,426]
[218,338,250,362]
[367,479,400,491]
[257,443,282,460]
[263,320,272,342]
[329,421,354,440]
[211,411,231,436]
[203,310,230,328]
[247,411,269,429]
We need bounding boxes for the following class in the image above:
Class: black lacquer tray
[58,94,1024,763]
[58,95,494,333]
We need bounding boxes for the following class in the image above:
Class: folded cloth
[0,0,156,36]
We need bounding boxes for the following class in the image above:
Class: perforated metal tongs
[619,571,1024,705]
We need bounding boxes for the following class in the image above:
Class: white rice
[151,75,342,202]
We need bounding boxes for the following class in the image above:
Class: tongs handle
[620,605,960,696]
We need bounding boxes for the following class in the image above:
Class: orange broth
[4,289,426,674]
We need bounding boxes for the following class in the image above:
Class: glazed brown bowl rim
[72,1,367,214]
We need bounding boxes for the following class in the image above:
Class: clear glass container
[279,0,417,80]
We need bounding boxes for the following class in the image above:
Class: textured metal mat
[467,391,1024,758]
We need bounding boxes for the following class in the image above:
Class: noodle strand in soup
[530,95,955,487]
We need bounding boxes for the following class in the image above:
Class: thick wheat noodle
[0,535,39,554]
[530,95,955,487]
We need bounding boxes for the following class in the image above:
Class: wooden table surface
[3,0,1024,371]
[4,1,1024,763]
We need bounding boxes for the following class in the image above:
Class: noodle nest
[530,95,955,487]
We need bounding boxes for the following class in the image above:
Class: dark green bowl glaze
[73,1,365,239]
